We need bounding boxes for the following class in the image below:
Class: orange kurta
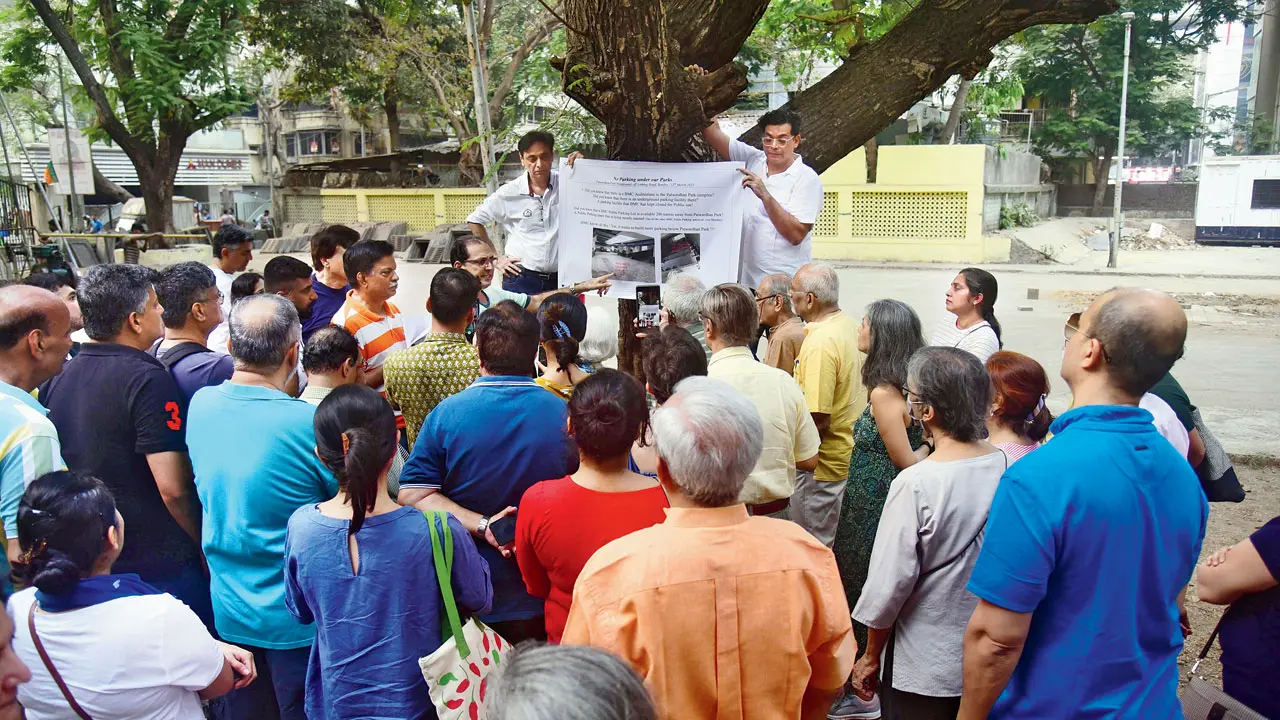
[562,505,856,720]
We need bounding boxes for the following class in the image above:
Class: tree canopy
[2,0,256,230]
[1019,0,1246,208]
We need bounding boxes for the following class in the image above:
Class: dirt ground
[1176,463,1280,687]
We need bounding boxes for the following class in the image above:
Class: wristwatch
[476,516,491,536]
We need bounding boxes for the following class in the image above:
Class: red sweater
[515,476,669,642]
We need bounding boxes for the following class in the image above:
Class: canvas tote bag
[418,511,511,720]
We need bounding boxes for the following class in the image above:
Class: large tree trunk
[1091,149,1113,216]
[739,0,1117,173]
[555,0,768,160]
[942,77,972,144]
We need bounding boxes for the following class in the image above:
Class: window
[1251,179,1280,209]
[285,135,297,159]
[353,132,365,157]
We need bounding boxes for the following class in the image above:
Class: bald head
[0,285,68,350]
[793,263,839,305]
[229,294,300,370]
[0,285,73,391]
[1087,288,1187,397]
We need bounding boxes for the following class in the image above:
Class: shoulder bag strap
[920,451,1008,579]
[424,511,471,658]
[28,602,93,720]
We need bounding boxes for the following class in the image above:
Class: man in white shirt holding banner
[467,130,575,296]
[702,109,825,288]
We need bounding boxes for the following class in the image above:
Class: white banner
[47,127,94,197]
[558,159,745,299]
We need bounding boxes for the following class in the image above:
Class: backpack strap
[153,341,213,371]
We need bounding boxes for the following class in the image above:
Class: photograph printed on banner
[592,228,657,283]
[660,233,700,282]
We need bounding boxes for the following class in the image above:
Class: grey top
[852,450,1006,697]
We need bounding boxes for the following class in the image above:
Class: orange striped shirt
[331,291,407,427]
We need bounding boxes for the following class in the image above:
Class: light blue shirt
[188,382,337,649]
[967,405,1208,719]
[0,381,64,538]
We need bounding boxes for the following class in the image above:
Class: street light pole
[1109,11,1136,269]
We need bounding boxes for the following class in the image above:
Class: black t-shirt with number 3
[41,343,204,586]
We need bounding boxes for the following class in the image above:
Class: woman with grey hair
[488,644,657,720]
[829,298,927,719]
[849,346,1005,720]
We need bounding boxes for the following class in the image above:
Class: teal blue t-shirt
[188,382,337,649]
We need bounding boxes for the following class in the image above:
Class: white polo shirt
[467,170,560,273]
[729,139,824,287]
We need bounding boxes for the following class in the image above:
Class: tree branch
[28,0,151,162]
[163,0,204,43]
[1068,32,1107,88]
[488,12,560,118]
[479,0,496,50]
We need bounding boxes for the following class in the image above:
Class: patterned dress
[833,403,924,652]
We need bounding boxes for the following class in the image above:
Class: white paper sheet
[558,159,745,299]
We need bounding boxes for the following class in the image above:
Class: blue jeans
[503,269,559,295]
[209,645,310,720]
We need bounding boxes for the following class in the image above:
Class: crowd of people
[0,114,1272,720]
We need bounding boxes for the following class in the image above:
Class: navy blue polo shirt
[400,375,573,623]
[40,343,209,622]
[1220,516,1280,718]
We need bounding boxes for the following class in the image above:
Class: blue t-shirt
[303,274,351,343]
[285,506,492,720]
[967,405,1208,719]
[1219,515,1280,718]
[400,376,573,622]
[152,343,234,411]
[188,382,337,649]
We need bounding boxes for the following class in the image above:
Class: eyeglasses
[466,256,497,268]
[1064,311,1112,363]
[755,293,781,305]
[761,136,794,147]
[901,385,927,404]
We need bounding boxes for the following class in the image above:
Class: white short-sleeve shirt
[931,317,1001,364]
[9,589,224,720]
[728,139,824,287]
[466,171,560,273]
[1141,393,1191,459]
[208,265,234,355]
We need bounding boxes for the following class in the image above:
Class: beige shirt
[708,347,821,504]
[562,505,855,720]
[764,316,806,376]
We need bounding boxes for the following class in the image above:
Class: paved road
[257,252,1280,457]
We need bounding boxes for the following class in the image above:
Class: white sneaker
[827,691,881,720]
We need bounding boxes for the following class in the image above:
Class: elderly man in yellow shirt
[788,263,866,548]
[562,376,856,720]
[701,283,819,518]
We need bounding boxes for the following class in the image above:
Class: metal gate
[0,178,37,281]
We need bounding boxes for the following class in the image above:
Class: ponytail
[1025,397,1054,442]
[314,385,398,535]
[538,293,587,373]
[960,267,1002,348]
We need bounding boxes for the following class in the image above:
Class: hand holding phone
[636,284,661,329]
